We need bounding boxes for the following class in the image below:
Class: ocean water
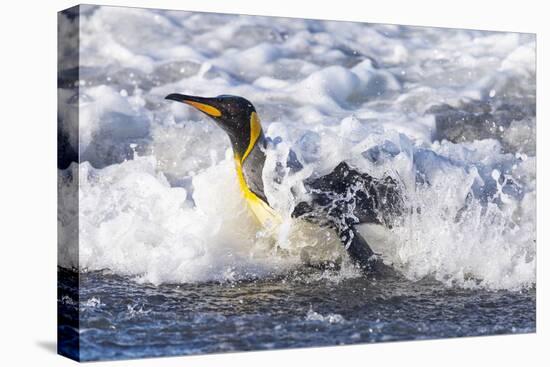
[58,268,535,361]
[58,5,536,361]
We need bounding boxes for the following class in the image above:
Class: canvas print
[57,4,536,362]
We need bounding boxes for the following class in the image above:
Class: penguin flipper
[339,225,388,272]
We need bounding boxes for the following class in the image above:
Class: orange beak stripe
[185,100,222,117]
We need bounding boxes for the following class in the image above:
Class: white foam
[306,308,346,324]
[61,153,348,285]
[359,146,536,290]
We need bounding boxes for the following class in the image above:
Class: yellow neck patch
[234,157,281,229]
[234,112,281,229]
[242,111,262,161]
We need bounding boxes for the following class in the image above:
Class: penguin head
[165,93,262,159]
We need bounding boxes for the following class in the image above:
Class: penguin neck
[232,132,268,203]
[231,132,281,228]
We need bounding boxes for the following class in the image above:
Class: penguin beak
[165,93,222,117]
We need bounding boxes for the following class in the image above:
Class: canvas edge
[57,4,81,362]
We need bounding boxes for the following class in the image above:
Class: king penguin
[165,94,403,271]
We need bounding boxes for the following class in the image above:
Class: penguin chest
[234,157,281,229]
